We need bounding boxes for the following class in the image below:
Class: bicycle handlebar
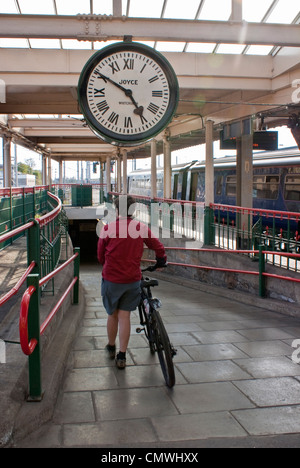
[142,263,168,273]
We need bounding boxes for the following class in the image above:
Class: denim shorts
[101,279,141,315]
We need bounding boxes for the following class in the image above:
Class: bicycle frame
[136,266,176,388]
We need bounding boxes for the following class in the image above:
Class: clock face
[78,42,179,146]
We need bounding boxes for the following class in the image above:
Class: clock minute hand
[99,73,144,116]
[98,72,122,90]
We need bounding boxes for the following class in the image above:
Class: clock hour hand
[99,73,144,116]
[125,89,144,116]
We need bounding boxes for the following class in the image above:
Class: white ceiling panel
[128,0,164,18]
[199,0,231,21]
[18,0,55,15]
[163,0,200,19]
[266,0,300,24]
[55,0,90,15]
[0,0,19,14]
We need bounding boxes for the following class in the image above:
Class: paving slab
[12,263,300,448]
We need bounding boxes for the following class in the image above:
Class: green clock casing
[78,41,179,147]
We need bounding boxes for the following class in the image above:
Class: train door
[173,173,179,199]
[176,172,184,199]
[189,172,198,201]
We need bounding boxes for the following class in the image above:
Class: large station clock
[78,40,179,146]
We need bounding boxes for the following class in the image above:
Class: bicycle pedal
[136,327,145,334]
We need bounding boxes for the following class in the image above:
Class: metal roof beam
[0,14,300,47]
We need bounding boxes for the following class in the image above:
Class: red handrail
[0,221,35,244]
[36,192,62,228]
[0,261,36,307]
[40,277,78,335]
[19,252,79,356]
[19,285,38,356]
[39,252,78,287]
[211,202,300,221]
[144,246,300,285]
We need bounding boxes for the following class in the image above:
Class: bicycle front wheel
[152,309,175,388]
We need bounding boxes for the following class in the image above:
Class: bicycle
[136,264,177,388]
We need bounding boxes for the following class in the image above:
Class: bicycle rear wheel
[152,309,175,388]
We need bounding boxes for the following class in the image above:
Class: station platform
[13,263,300,448]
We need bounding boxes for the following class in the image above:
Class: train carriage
[128,146,300,232]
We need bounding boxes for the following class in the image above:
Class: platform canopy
[0,0,300,163]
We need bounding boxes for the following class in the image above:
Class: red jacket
[97,217,166,284]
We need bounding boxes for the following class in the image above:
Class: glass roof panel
[185,42,216,53]
[242,0,274,22]
[217,43,246,54]
[55,0,91,15]
[163,0,200,19]
[92,0,113,15]
[156,42,185,52]
[0,0,298,58]
[0,38,29,48]
[18,0,55,15]
[30,39,61,49]
[93,40,122,50]
[245,45,274,55]
[265,0,300,24]
[122,0,129,16]
[0,0,19,14]
[199,0,231,21]
[61,39,92,49]
[128,0,164,18]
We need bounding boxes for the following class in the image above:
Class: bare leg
[117,309,131,353]
[107,309,118,346]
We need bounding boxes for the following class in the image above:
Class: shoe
[105,344,116,359]
[115,352,126,369]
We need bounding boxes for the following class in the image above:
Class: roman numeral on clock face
[147,102,160,115]
[108,112,119,124]
[96,100,110,114]
[152,90,163,97]
[94,88,105,97]
[149,75,159,83]
[109,61,120,74]
[124,116,133,128]
[123,58,134,70]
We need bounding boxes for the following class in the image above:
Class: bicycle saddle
[141,277,159,288]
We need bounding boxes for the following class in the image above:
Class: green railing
[210,203,300,272]
[51,183,106,207]
[0,186,48,250]
[19,248,80,401]
[0,190,79,401]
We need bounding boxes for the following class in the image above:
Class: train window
[284,175,300,201]
[216,175,223,196]
[253,175,279,200]
[226,176,236,196]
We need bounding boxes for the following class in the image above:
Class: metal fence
[210,203,300,272]
[0,186,48,250]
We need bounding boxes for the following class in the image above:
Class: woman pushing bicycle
[97,195,167,369]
